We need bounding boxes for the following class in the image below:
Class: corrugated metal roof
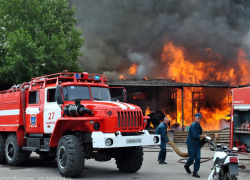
[107,79,250,88]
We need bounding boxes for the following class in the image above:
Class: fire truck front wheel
[5,134,31,166]
[57,135,85,178]
[0,133,6,164]
[115,146,143,173]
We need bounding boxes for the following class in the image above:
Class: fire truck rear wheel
[5,134,31,166]
[0,133,6,164]
[57,135,85,178]
[115,146,143,173]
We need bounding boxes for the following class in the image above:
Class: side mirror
[56,95,64,104]
[232,147,238,151]
[122,89,126,103]
[205,136,211,141]
[55,85,64,104]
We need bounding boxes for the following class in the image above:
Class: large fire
[161,41,250,85]
[160,41,246,130]
[121,40,250,130]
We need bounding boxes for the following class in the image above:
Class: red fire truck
[0,72,160,178]
[230,86,250,152]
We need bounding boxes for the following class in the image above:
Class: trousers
[158,140,166,162]
[185,145,201,171]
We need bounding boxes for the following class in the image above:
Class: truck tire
[0,133,6,164]
[224,171,237,180]
[39,153,56,161]
[5,134,31,166]
[57,135,85,178]
[115,146,143,173]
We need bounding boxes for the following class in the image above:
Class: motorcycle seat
[214,153,238,166]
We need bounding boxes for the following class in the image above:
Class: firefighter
[156,116,171,164]
[184,113,207,178]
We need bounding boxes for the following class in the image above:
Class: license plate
[126,138,141,144]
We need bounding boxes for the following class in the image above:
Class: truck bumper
[92,130,160,148]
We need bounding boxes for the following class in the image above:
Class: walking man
[184,113,207,178]
[156,117,171,164]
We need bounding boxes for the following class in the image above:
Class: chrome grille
[117,111,142,128]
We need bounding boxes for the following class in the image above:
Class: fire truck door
[43,88,61,134]
[25,90,41,133]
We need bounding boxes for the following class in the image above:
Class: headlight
[144,119,147,123]
[105,138,113,146]
[153,136,159,143]
[93,122,100,130]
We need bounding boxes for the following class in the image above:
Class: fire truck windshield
[62,86,91,101]
[91,87,111,101]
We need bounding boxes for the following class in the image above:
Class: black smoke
[68,0,250,83]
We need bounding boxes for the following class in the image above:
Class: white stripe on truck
[0,109,20,116]
[26,107,39,114]
[96,101,128,109]
[95,101,136,109]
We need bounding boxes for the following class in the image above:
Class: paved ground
[0,144,250,180]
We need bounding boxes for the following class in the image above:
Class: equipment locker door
[43,88,61,134]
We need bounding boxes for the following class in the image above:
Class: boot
[184,165,191,174]
[159,161,167,164]
[193,171,200,178]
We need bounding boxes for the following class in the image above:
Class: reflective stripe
[0,124,19,126]
[97,101,128,109]
[0,109,20,116]
[26,107,39,114]
[121,103,135,110]
[234,105,250,110]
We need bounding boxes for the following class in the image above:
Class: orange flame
[160,41,245,84]
[145,106,151,116]
[150,122,154,128]
[128,63,138,75]
[160,41,238,130]
[119,75,124,79]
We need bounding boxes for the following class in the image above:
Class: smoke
[68,0,250,81]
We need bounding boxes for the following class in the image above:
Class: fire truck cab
[0,72,160,178]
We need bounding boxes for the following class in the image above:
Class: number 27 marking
[48,112,55,120]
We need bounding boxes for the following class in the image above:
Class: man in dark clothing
[156,117,171,164]
[184,113,207,178]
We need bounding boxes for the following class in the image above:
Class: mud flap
[229,164,239,176]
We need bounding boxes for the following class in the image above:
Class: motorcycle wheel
[224,172,237,180]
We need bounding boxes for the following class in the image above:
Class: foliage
[0,0,83,83]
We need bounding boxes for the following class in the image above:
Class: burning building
[68,1,250,130]
[108,79,249,131]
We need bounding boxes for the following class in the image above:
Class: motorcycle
[206,136,240,180]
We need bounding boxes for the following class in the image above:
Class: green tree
[0,0,83,83]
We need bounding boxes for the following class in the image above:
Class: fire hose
[166,133,213,164]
